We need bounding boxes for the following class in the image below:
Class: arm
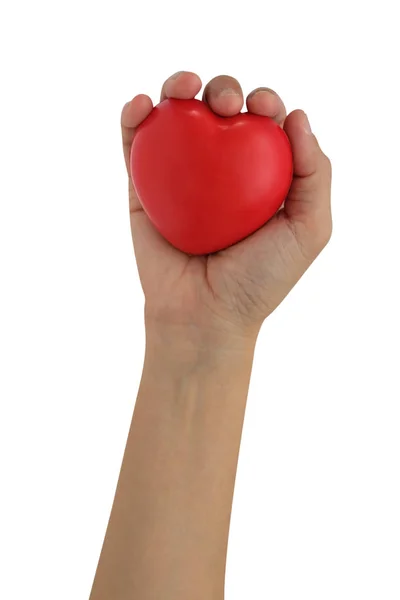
[90,327,256,600]
[90,71,331,599]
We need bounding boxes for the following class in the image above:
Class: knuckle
[319,219,333,247]
[297,213,332,260]
[322,153,332,178]
[310,215,333,252]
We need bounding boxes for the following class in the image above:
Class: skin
[90,72,332,600]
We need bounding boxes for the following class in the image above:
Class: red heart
[130,99,293,255]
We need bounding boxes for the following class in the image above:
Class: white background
[1,0,399,598]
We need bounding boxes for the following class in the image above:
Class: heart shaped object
[130,98,293,255]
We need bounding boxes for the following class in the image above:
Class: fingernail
[303,112,312,134]
[219,87,239,97]
[170,71,184,80]
[250,87,275,98]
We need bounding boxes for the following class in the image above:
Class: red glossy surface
[130,98,293,255]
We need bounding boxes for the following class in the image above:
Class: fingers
[121,94,153,174]
[283,110,332,250]
[202,78,286,122]
[122,71,202,173]
[160,71,202,101]
[121,94,153,214]
[203,75,244,117]
[284,110,327,178]
[246,87,286,125]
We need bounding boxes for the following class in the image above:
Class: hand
[121,72,332,341]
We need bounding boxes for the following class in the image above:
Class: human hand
[121,72,332,343]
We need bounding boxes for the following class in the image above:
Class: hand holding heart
[121,73,332,339]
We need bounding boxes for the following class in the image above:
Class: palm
[130,178,307,328]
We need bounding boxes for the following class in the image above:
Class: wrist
[136,322,256,450]
[145,300,262,351]
[143,319,257,375]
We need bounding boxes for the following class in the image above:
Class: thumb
[283,110,332,256]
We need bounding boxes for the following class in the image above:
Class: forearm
[90,324,257,600]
